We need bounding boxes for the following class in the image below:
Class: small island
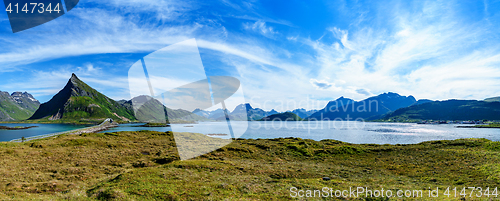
[138,123,171,127]
[457,123,500,128]
[0,125,38,130]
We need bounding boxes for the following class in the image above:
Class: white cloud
[287,36,298,41]
[309,79,342,91]
[1,0,500,111]
[0,64,131,102]
[243,20,278,38]
[302,0,500,102]
[85,0,193,21]
[0,5,201,70]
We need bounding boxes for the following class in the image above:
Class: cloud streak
[1,0,500,111]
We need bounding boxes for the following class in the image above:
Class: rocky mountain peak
[11,91,39,104]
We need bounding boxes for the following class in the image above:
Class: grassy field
[471,123,500,128]
[0,131,499,200]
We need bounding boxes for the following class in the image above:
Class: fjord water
[102,121,500,144]
[0,124,87,141]
[2,122,499,144]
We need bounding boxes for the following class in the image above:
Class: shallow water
[1,121,496,144]
[0,123,87,141]
[101,121,500,144]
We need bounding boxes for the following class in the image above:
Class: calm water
[0,124,87,141]
[1,122,498,144]
[101,121,500,144]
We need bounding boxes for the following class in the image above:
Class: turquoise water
[102,121,500,144]
[0,123,88,141]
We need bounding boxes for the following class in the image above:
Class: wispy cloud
[0,5,200,70]
[0,64,131,102]
[303,0,500,101]
[1,0,500,111]
[309,79,342,91]
[243,20,278,38]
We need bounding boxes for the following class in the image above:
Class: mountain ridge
[0,91,40,121]
[305,92,417,120]
[383,99,500,121]
[29,74,135,122]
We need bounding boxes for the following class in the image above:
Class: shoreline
[0,126,38,130]
[10,118,118,142]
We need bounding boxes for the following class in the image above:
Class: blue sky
[1,0,500,111]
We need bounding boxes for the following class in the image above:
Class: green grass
[470,123,500,128]
[62,96,133,122]
[0,131,499,200]
[0,99,35,121]
[140,122,170,127]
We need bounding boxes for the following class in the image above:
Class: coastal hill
[305,92,417,120]
[383,99,500,121]
[287,108,318,119]
[119,96,207,123]
[29,74,136,122]
[0,91,40,121]
[260,112,303,121]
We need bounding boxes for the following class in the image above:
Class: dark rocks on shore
[138,123,170,127]
[0,126,38,130]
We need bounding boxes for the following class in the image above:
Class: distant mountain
[209,108,231,120]
[288,108,318,119]
[120,96,206,123]
[260,112,303,121]
[305,92,417,120]
[484,96,500,102]
[383,100,500,121]
[29,74,135,122]
[192,108,210,118]
[0,91,40,121]
[230,103,279,121]
[191,103,279,121]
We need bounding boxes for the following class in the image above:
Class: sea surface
[101,121,500,144]
[1,121,499,144]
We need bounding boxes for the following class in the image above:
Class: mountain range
[4,74,500,123]
[193,103,303,121]
[0,91,40,121]
[118,96,206,123]
[28,74,206,124]
[305,92,418,121]
[383,99,500,121]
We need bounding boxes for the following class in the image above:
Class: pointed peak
[70,73,79,80]
[334,96,353,101]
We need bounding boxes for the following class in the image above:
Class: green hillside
[484,96,500,102]
[260,112,303,121]
[0,91,40,121]
[29,74,135,123]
